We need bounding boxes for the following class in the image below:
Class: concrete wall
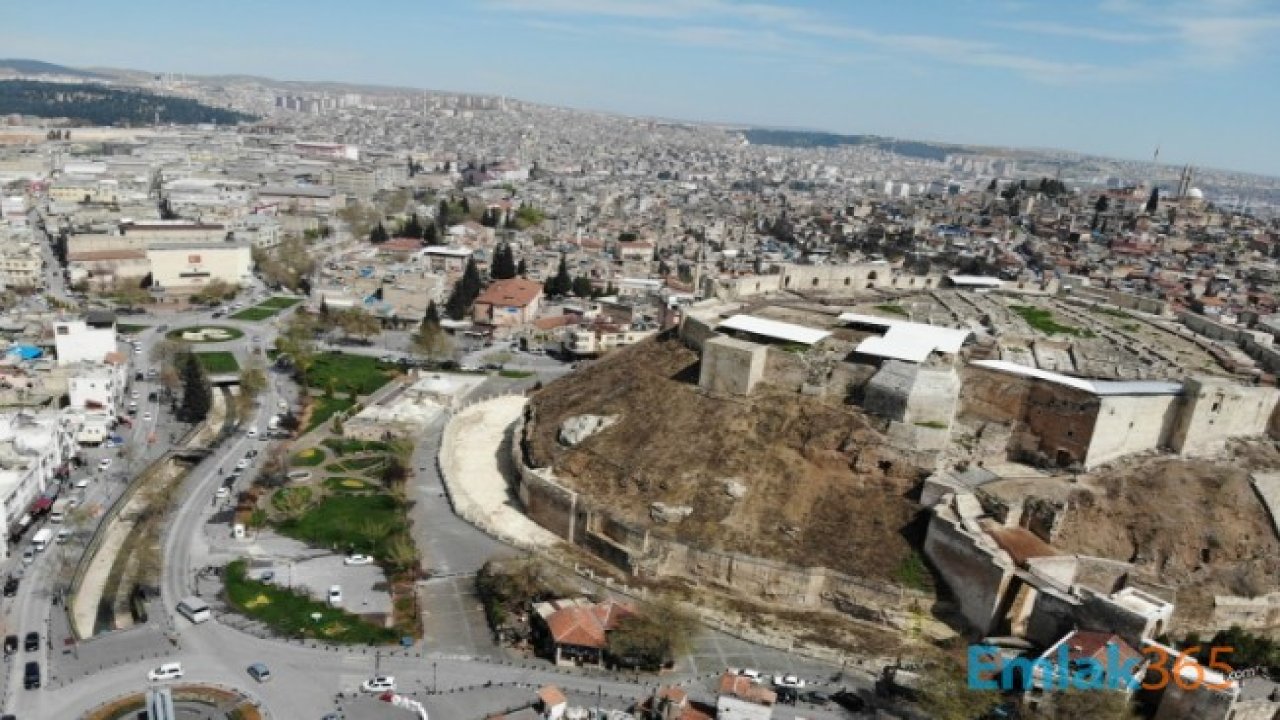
[1020,383,1098,467]
[1085,394,1180,468]
[779,262,944,294]
[1072,287,1169,316]
[1169,377,1280,456]
[678,310,721,352]
[922,506,1011,636]
[710,274,783,301]
[699,335,767,396]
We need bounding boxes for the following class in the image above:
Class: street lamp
[432,661,437,694]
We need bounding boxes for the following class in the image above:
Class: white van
[147,662,184,681]
[176,596,211,624]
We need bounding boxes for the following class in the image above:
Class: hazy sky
[5,0,1278,176]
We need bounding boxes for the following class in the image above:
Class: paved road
[1,236,873,718]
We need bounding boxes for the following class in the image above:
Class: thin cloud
[992,20,1161,44]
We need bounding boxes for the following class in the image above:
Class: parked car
[215,487,230,499]
[97,458,111,471]
[247,662,272,683]
[235,459,250,470]
[246,428,257,439]
[21,548,34,565]
[773,674,806,689]
[830,689,866,712]
[3,577,18,596]
[3,635,17,655]
[327,585,343,606]
[147,662,184,681]
[23,661,39,689]
[799,690,829,705]
[343,554,374,566]
[23,632,38,651]
[360,676,395,693]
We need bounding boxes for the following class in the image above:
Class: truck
[32,528,53,552]
[49,498,72,524]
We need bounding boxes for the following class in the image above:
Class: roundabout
[83,682,266,720]
[165,325,246,343]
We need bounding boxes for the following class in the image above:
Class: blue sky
[4,0,1279,176]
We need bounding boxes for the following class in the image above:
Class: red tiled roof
[717,673,776,706]
[537,685,567,707]
[475,278,542,308]
[544,599,634,649]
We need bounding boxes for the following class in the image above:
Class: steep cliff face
[526,333,930,581]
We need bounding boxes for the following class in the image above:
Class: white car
[133,346,142,355]
[246,428,257,439]
[148,662,184,681]
[74,478,90,489]
[131,390,140,400]
[343,554,373,566]
[235,459,250,470]
[360,676,395,693]
[97,458,111,471]
[327,585,342,606]
[142,411,152,421]
[215,487,230,499]
[773,674,806,689]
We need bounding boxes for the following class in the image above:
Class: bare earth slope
[1054,442,1280,624]
[526,332,928,582]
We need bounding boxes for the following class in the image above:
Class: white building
[67,365,125,417]
[0,410,77,559]
[54,312,119,366]
[148,242,253,292]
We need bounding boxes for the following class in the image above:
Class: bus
[176,596,211,624]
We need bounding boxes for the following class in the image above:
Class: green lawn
[223,559,398,644]
[290,447,328,466]
[271,486,313,512]
[117,323,150,334]
[276,493,407,558]
[195,351,240,373]
[305,352,395,396]
[230,306,278,322]
[305,396,354,433]
[322,438,390,456]
[1010,305,1096,338]
[166,325,244,342]
[260,296,302,309]
[874,304,909,317]
[498,369,535,379]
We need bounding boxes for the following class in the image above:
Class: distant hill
[0,80,256,126]
[742,128,958,162]
[0,58,105,79]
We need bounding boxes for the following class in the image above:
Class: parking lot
[233,534,393,618]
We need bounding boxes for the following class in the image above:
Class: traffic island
[165,325,245,343]
[83,683,267,720]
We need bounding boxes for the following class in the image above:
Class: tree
[545,254,571,297]
[413,300,451,360]
[337,307,381,343]
[461,196,471,214]
[444,281,469,321]
[571,276,594,297]
[401,213,423,239]
[916,660,1002,720]
[1145,187,1159,215]
[237,362,267,416]
[422,223,438,244]
[606,597,698,669]
[491,243,517,280]
[369,221,389,244]
[277,312,317,381]
[516,258,528,277]
[461,257,483,303]
[176,351,212,423]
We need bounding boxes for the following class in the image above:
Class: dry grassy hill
[525,332,931,582]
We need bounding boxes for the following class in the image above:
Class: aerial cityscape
[0,2,1279,719]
